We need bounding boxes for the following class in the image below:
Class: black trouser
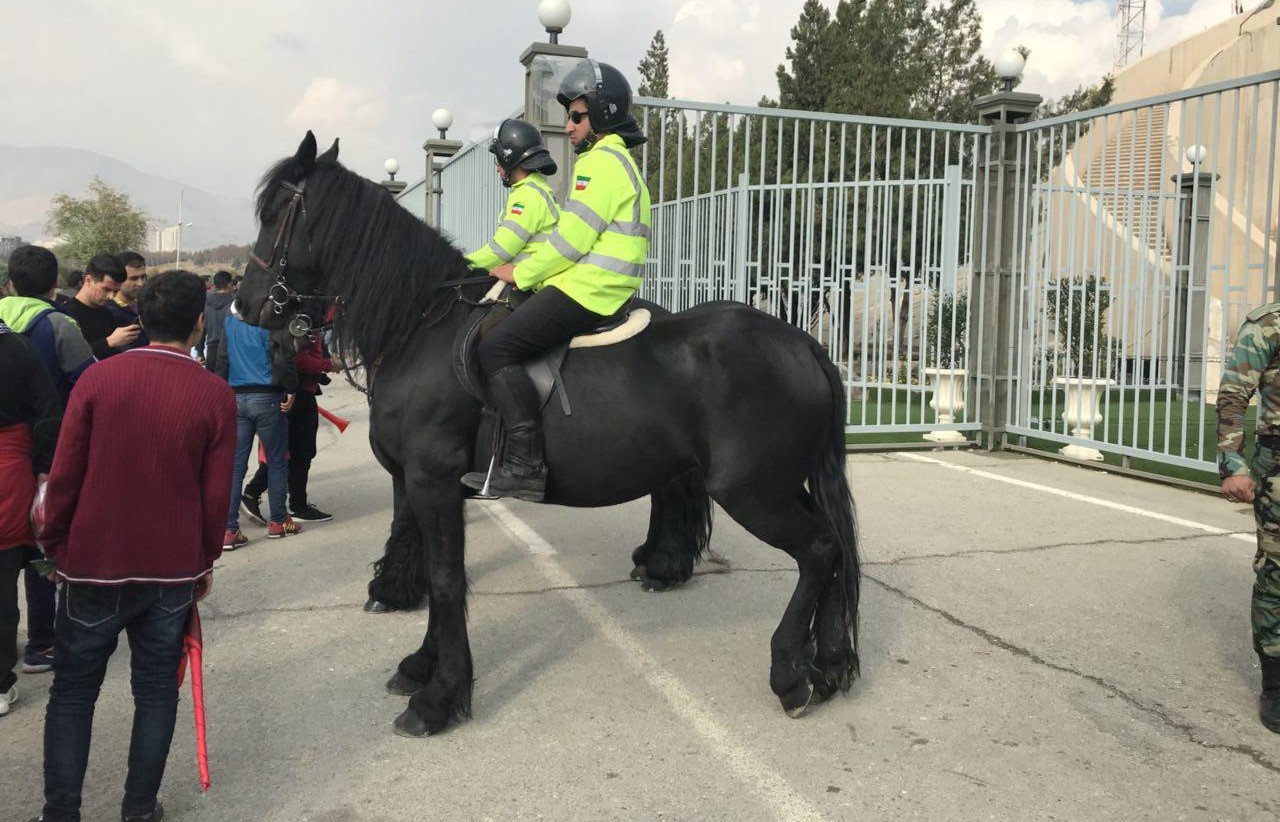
[204,340,220,372]
[0,546,26,692]
[477,285,608,376]
[24,564,56,651]
[246,391,319,508]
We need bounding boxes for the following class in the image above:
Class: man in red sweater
[31,271,236,822]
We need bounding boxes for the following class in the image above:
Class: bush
[1045,275,1111,377]
[926,291,968,368]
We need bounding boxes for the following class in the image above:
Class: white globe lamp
[537,0,571,44]
[1185,144,1208,167]
[994,50,1027,92]
[431,108,453,139]
[384,158,400,180]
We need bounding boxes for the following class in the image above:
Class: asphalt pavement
[3,379,1279,821]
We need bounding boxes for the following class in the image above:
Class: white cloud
[287,78,388,134]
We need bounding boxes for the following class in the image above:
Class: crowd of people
[0,246,335,821]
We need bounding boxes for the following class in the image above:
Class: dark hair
[119,250,146,269]
[138,270,205,342]
[84,253,125,282]
[64,269,83,288]
[213,270,233,288]
[7,245,59,296]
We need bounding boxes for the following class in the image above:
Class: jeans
[227,392,289,530]
[42,581,195,822]
[246,391,318,509]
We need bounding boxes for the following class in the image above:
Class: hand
[36,473,48,484]
[195,573,213,602]
[1222,474,1256,503]
[107,323,141,349]
[281,393,295,413]
[491,264,516,284]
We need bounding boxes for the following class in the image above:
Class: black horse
[237,133,862,736]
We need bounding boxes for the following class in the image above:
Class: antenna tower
[1114,0,1147,71]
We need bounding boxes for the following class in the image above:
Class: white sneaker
[0,684,17,717]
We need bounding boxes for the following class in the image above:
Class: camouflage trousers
[1250,444,1280,656]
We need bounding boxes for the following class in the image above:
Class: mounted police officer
[461,58,652,502]
[465,119,560,272]
[1217,302,1280,734]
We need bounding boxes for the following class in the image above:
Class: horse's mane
[255,154,471,364]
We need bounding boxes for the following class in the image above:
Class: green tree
[637,30,670,98]
[46,177,148,266]
[915,0,999,122]
[775,0,834,111]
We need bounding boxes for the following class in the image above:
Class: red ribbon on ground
[176,604,210,792]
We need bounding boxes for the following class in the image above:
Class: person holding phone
[58,254,138,359]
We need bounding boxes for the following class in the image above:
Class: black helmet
[556,59,646,150]
[488,119,557,176]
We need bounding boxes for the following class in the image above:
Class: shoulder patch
[1247,303,1280,322]
[510,203,525,215]
[574,175,591,192]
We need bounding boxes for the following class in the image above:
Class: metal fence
[1003,72,1280,472]
[432,70,1280,477]
[633,97,989,436]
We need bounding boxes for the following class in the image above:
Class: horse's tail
[806,338,861,683]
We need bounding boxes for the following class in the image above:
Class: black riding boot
[461,365,547,502]
[1261,653,1280,734]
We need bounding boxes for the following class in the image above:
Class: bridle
[249,178,337,337]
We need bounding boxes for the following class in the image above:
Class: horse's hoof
[780,681,815,718]
[386,670,424,696]
[641,577,678,593]
[364,598,396,614]
[392,708,430,738]
[630,564,647,581]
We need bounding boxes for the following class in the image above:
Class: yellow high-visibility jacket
[465,172,560,270]
[513,134,651,315]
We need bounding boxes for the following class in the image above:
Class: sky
[0,0,1249,209]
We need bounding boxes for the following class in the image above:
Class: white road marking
[897,452,1255,545]
[481,501,829,822]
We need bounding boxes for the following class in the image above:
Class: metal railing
[634,97,989,435]
[432,71,1280,476]
[1004,71,1280,471]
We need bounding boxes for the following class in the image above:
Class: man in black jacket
[58,254,137,359]
[202,270,236,371]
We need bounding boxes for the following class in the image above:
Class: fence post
[970,90,1041,450]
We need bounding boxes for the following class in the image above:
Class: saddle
[451,283,651,417]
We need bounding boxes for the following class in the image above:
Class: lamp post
[173,189,194,268]
[423,108,462,227]
[521,1,587,204]
[379,158,407,195]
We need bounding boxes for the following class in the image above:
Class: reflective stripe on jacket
[513,134,651,316]
[465,173,560,271]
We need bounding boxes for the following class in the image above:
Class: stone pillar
[422,135,462,229]
[519,41,588,205]
[969,90,1042,450]
[1172,169,1216,402]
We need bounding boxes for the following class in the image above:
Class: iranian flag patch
[510,203,525,215]
[574,176,591,192]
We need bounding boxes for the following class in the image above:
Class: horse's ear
[318,138,340,163]
[295,131,318,171]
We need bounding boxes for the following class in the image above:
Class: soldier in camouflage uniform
[1217,302,1280,734]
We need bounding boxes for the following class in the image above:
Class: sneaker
[289,504,332,523]
[267,517,302,539]
[0,683,17,717]
[222,529,248,551]
[22,646,54,674]
[240,494,267,527]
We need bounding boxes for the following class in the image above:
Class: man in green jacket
[465,119,559,272]
[462,58,651,502]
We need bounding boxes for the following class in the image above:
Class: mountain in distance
[0,144,256,253]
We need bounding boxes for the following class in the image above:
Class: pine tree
[637,30,670,99]
[776,0,834,111]
[914,0,999,122]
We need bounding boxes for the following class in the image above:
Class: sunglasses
[567,110,589,124]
